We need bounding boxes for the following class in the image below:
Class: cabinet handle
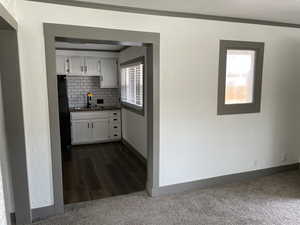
[81,66,84,73]
[114,134,118,137]
[66,59,70,74]
[113,113,117,115]
[113,119,117,121]
[88,123,89,128]
[98,60,101,74]
[85,66,87,73]
[114,126,118,129]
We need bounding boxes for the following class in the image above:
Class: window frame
[120,56,145,116]
[217,40,264,115]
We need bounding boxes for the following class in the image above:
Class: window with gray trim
[120,56,145,115]
[217,40,264,115]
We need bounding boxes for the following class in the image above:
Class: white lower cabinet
[71,110,121,145]
[91,119,110,142]
[71,120,92,144]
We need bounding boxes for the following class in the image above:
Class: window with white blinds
[120,57,144,113]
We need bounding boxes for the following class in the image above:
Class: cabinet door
[100,58,118,88]
[85,57,101,76]
[71,120,92,144]
[56,55,66,75]
[91,119,110,141]
[67,56,84,75]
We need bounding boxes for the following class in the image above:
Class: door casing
[43,23,160,218]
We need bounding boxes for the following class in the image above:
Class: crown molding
[27,0,300,29]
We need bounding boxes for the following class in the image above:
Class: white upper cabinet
[85,57,101,76]
[56,51,118,88]
[100,58,118,88]
[67,56,84,76]
[56,55,66,75]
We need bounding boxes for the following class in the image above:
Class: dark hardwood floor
[62,142,147,204]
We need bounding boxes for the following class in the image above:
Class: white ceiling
[77,0,300,24]
[55,42,124,51]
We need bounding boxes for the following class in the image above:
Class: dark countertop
[70,106,121,112]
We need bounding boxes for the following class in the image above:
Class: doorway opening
[55,38,148,204]
[44,23,160,217]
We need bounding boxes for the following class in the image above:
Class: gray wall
[0,3,30,225]
[119,46,147,158]
[0,30,31,224]
[66,76,120,108]
[0,74,10,225]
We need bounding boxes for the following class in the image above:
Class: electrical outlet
[97,99,104,104]
[253,160,258,167]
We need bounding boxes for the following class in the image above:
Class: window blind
[121,62,144,109]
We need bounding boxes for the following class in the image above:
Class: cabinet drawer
[110,123,121,132]
[111,132,121,139]
[110,117,120,123]
[109,110,120,117]
[71,111,109,120]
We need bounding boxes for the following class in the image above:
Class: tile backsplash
[66,76,120,108]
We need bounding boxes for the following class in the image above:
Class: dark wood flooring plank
[116,145,147,182]
[101,146,133,195]
[94,147,119,196]
[80,158,102,190]
[62,142,147,204]
[90,189,111,199]
[110,147,145,190]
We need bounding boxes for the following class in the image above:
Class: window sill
[121,102,144,116]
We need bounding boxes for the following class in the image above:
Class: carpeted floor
[33,170,300,225]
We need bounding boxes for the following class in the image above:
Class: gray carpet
[33,170,300,225]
